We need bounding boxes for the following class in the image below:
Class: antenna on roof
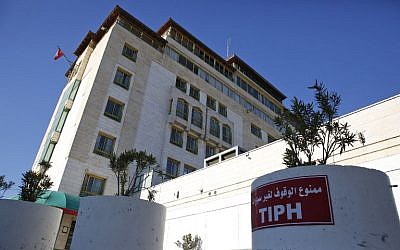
[226,37,232,58]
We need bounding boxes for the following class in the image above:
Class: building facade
[32,6,286,197]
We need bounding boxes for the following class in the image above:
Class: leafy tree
[19,160,53,202]
[175,234,202,250]
[0,175,15,198]
[275,81,365,167]
[109,149,158,199]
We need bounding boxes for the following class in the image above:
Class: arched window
[176,98,188,120]
[191,107,203,128]
[209,117,220,138]
[222,124,232,144]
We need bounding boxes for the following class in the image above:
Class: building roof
[157,18,234,70]
[74,5,166,57]
[227,55,286,102]
[71,5,286,102]
[73,31,95,57]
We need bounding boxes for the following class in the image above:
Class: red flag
[54,48,64,60]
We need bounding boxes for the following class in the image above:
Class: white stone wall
[133,61,175,158]
[71,197,166,250]
[147,94,400,250]
[227,110,244,147]
[252,166,400,249]
[56,25,115,193]
[0,200,63,250]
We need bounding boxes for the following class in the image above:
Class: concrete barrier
[71,196,166,250]
[251,165,400,250]
[0,199,62,250]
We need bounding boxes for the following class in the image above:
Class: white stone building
[32,6,285,197]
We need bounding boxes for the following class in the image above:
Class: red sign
[251,175,333,231]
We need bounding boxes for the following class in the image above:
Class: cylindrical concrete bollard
[251,165,400,250]
[70,196,166,250]
[0,199,63,250]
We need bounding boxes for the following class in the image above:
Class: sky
[0,0,399,197]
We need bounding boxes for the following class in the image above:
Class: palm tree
[109,149,157,197]
[19,160,53,202]
[0,175,15,198]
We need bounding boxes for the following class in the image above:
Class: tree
[175,234,202,250]
[275,81,365,167]
[0,175,15,198]
[19,160,53,202]
[109,149,158,199]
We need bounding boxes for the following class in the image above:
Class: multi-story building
[32,5,285,197]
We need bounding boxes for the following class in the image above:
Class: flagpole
[57,46,73,66]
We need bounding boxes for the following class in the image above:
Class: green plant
[175,234,202,250]
[275,81,365,167]
[109,149,158,199]
[0,175,15,198]
[18,160,53,202]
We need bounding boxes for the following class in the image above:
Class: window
[80,173,106,196]
[194,45,203,59]
[122,43,138,62]
[183,164,196,175]
[94,132,115,157]
[186,135,198,154]
[191,107,203,128]
[176,98,189,120]
[205,54,214,67]
[68,79,81,101]
[104,98,124,122]
[206,144,216,158]
[175,77,187,93]
[113,68,131,89]
[170,127,183,147]
[168,99,173,114]
[207,96,216,110]
[165,46,179,61]
[43,142,56,162]
[215,62,223,74]
[237,77,248,91]
[215,80,223,92]
[251,124,262,138]
[55,110,68,132]
[178,54,187,67]
[218,103,227,117]
[210,117,220,138]
[186,60,194,72]
[222,124,232,144]
[166,158,180,179]
[189,85,200,101]
[248,85,259,99]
